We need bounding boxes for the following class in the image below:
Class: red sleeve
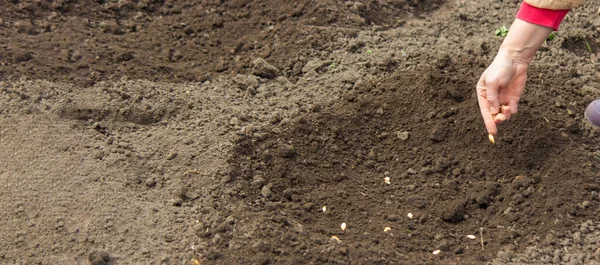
[516,2,570,31]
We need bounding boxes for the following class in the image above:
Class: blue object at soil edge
[585,99,600,127]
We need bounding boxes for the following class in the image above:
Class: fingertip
[485,119,497,135]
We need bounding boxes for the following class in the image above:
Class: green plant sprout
[495,26,509,37]
[585,39,593,53]
[544,32,556,45]
[496,26,557,45]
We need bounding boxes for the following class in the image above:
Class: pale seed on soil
[432,250,441,255]
[407,213,413,219]
[341,222,347,231]
[186,258,201,265]
[384,227,391,232]
[466,235,476,240]
[513,175,526,183]
[331,235,341,242]
[384,177,390,185]
[322,206,327,212]
[166,152,178,160]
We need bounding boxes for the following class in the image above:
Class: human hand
[476,19,552,136]
[476,54,528,135]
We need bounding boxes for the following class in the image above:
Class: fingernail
[490,107,497,114]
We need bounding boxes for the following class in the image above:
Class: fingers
[494,113,507,122]
[476,57,525,137]
[485,77,500,115]
[477,80,497,135]
[509,99,518,114]
[480,105,497,135]
[494,105,512,122]
[477,75,519,135]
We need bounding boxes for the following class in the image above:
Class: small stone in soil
[174,185,188,199]
[581,200,590,208]
[252,58,279,79]
[92,150,105,160]
[396,131,410,141]
[261,183,273,198]
[145,178,156,187]
[573,231,583,245]
[251,175,265,187]
[88,251,110,265]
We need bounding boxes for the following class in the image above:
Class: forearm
[496,19,553,65]
[496,1,572,65]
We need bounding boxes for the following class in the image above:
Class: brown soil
[230,62,600,264]
[1,0,600,265]
[0,0,441,86]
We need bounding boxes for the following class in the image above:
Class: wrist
[496,44,535,66]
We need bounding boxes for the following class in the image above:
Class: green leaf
[495,26,509,37]
[585,40,593,53]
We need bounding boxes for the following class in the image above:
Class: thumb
[484,77,500,114]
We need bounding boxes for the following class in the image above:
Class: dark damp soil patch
[0,0,444,87]
[562,34,600,56]
[227,60,600,264]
